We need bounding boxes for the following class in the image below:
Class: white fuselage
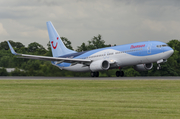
[54,41,174,72]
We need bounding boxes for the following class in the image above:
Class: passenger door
[147,44,151,54]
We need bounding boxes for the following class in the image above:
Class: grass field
[0,79,180,119]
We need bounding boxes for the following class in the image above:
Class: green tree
[0,67,8,76]
[0,41,9,50]
[124,67,140,77]
[61,37,74,50]
[10,68,26,76]
[0,40,25,50]
[9,40,25,49]
[76,43,88,52]
[167,40,180,53]
[28,42,47,55]
[76,34,111,52]
[45,41,52,56]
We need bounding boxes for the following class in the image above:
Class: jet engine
[134,63,153,71]
[90,60,110,72]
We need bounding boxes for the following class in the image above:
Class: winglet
[7,41,18,55]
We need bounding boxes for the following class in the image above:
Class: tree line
[0,34,179,77]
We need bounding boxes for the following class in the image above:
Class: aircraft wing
[7,41,92,65]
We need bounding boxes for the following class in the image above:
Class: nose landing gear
[157,64,161,70]
[157,59,167,70]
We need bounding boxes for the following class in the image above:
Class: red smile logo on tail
[51,37,59,49]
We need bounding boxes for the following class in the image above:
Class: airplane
[7,21,174,77]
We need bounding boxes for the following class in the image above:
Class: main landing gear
[116,71,124,77]
[91,69,124,77]
[91,72,99,77]
[116,67,124,77]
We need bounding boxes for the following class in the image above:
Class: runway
[0,76,179,80]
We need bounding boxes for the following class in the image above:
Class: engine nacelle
[134,63,153,71]
[90,60,110,72]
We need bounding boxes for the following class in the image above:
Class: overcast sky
[0,0,180,49]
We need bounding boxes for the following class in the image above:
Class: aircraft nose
[164,47,174,59]
[168,47,174,56]
[170,49,174,55]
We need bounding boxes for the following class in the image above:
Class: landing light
[109,59,115,63]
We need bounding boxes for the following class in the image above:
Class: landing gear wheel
[91,72,95,77]
[95,72,99,77]
[91,72,99,77]
[120,71,124,77]
[116,71,120,77]
[116,71,124,77]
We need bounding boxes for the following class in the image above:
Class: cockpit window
[157,44,168,48]
[162,44,168,47]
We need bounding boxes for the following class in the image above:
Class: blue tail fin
[46,21,76,57]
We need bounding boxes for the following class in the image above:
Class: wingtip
[7,41,18,55]
[46,21,52,24]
